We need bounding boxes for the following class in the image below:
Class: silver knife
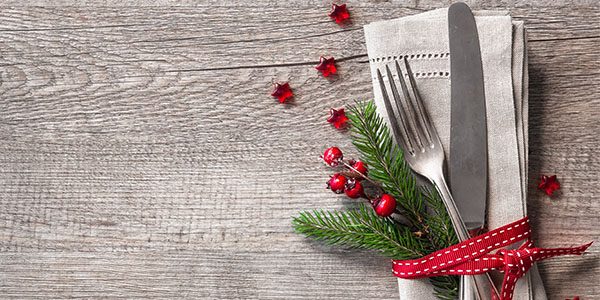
[448,3,500,300]
[449,2,487,235]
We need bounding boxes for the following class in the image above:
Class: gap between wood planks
[163,54,369,73]
[163,35,599,73]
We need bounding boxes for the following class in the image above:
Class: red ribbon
[392,217,592,300]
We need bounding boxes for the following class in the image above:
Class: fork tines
[377,58,437,155]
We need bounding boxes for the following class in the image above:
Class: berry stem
[341,160,381,188]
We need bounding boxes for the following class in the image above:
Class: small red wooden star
[327,108,349,129]
[315,56,337,77]
[538,174,561,196]
[328,3,350,24]
[271,82,293,103]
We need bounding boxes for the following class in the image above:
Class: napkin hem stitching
[369,52,450,62]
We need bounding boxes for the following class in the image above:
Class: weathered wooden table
[0,1,598,299]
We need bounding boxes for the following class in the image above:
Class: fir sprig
[347,101,457,251]
[347,101,426,227]
[292,101,458,299]
[349,101,458,299]
[293,203,424,259]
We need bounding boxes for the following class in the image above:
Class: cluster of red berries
[322,146,397,217]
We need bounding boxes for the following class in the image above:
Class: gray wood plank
[0,2,598,299]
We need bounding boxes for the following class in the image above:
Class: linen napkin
[364,8,547,300]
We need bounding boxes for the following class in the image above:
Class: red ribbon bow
[392,217,592,300]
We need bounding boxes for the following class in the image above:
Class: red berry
[327,173,347,194]
[328,3,350,24]
[372,194,396,217]
[315,56,337,77]
[538,175,560,196]
[327,107,349,129]
[344,179,364,199]
[322,147,343,167]
[271,82,293,103]
[350,160,368,176]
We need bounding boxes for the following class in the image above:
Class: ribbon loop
[499,248,533,277]
[392,216,592,300]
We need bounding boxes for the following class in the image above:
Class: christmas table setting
[365,4,543,299]
[0,1,598,299]
[293,3,594,299]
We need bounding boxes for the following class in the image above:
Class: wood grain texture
[0,1,598,299]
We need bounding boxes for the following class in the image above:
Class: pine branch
[346,101,457,249]
[292,203,425,260]
[292,100,459,299]
[346,102,425,226]
[347,101,459,299]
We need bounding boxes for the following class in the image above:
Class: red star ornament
[315,56,337,77]
[538,174,561,196]
[271,82,293,103]
[327,108,349,129]
[328,3,350,24]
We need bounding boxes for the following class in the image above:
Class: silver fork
[377,58,499,300]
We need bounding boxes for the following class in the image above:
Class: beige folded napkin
[364,8,546,300]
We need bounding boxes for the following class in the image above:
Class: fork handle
[432,173,500,300]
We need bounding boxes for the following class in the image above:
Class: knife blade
[448,3,500,300]
[448,2,488,233]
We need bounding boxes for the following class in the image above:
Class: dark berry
[322,147,343,167]
[350,160,368,176]
[344,179,364,199]
[373,194,396,217]
[327,173,347,194]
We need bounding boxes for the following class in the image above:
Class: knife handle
[432,174,500,300]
